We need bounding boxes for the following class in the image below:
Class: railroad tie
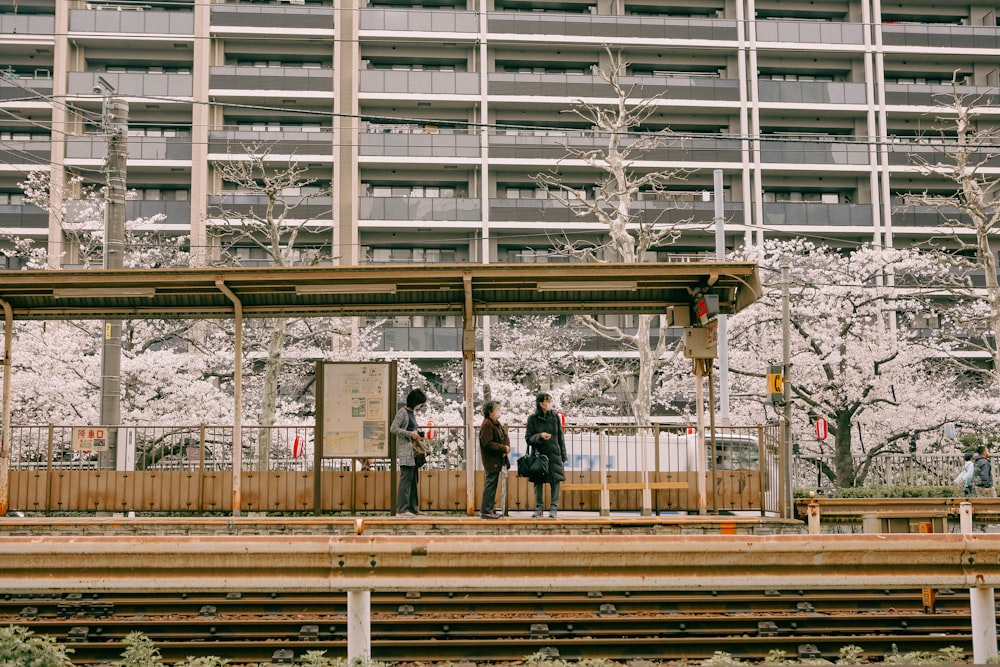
[798,644,822,660]
[758,621,778,637]
[299,625,319,640]
[271,648,295,664]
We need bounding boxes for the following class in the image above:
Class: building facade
[0,0,997,366]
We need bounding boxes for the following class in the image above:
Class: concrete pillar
[347,590,371,662]
[960,501,973,534]
[807,502,820,534]
[970,586,998,663]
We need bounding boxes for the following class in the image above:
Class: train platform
[0,510,803,537]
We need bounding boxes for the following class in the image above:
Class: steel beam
[1,534,999,593]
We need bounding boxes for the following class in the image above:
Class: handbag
[412,437,430,457]
[517,446,549,483]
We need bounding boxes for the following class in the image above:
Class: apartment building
[0,0,997,372]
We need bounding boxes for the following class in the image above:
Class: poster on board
[318,361,395,458]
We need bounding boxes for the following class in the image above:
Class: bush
[0,625,74,667]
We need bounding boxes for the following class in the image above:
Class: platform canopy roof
[0,262,761,321]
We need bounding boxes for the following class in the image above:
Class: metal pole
[0,298,12,515]
[694,361,707,515]
[713,169,729,424]
[962,501,998,662]
[781,260,793,519]
[99,89,127,470]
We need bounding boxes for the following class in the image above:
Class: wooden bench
[561,480,689,515]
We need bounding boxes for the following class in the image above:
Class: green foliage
[836,645,865,664]
[764,649,792,665]
[883,644,970,664]
[521,653,613,667]
[173,658,229,667]
[0,625,74,667]
[114,632,161,667]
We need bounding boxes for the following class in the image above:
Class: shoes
[480,513,500,520]
[411,510,425,515]
[549,510,558,518]
[532,509,544,518]
[397,511,415,518]
[489,511,504,518]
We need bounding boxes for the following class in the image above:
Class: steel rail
[1,534,1000,592]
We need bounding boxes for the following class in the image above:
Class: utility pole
[96,77,127,470]
[781,260,792,518]
[713,169,729,424]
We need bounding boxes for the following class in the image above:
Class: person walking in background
[954,451,974,498]
[479,400,511,519]
[525,392,567,518]
[390,388,427,516]
[972,444,996,498]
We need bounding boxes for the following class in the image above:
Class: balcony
[360,8,477,33]
[884,139,1000,168]
[375,326,463,352]
[489,199,743,225]
[889,204,975,228]
[207,194,334,220]
[69,8,193,35]
[359,70,479,96]
[755,19,865,44]
[881,24,1000,50]
[760,138,869,165]
[0,204,48,230]
[211,4,334,31]
[758,80,867,105]
[209,130,334,157]
[211,66,333,94]
[66,135,192,161]
[489,131,742,162]
[360,197,481,222]
[761,202,873,226]
[883,83,1000,107]
[0,139,50,165]
[487,13,738,41]
[488,72,740,101]
[67,72,192,97]
[0,76,52,102]
[0,14,54,35]
[360,128,479,158]
[126,200,191,226]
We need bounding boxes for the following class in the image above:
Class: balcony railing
[760,138,870,165]
[67,72,192,97]
[489,199,743,225]
[883,83,1000,107]
[207,194,334,220]
[0,204,48,230]
[755,19,865,44]
[761,202,874,227]
[488,72,740,101]
[360,7,477,32]
[361,129,479,158]
[758,80,867,105]
[489,131,742,162]
[66,135,192,161]
[69,8,194,35]
[211,4,334,30]
[884,139,1000,168]
[210,66,333,93]
[0,14,54,35]
[0,140,50,165]
[0,76,53,102]
[487,12,738,41]
[209,130,334,157]
[359,70,479,96]
[889,204,976,228]
[881,23,1000,50]
[126,200,192,225]
[360,197,481,222]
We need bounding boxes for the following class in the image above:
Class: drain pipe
[0,297,11,516]
[216,280,243,517]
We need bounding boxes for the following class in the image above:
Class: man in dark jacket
[972,445,996,498]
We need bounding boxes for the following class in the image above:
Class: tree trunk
[632,313,655,425]
[833,411,856,487]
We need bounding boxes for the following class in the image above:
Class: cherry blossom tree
[714,239,984,487]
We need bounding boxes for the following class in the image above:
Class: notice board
[315,360,396,458]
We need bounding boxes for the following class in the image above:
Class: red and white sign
[292,435,304,458]
[815,418,828,441]
[558,412,566,428]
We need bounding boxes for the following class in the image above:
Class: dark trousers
[396,465,419,513]
[533,481,560,511]
[481,468,501,516]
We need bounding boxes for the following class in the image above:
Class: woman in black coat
[524,392,566,518]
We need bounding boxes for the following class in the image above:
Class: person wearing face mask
[524,392,567,518]
[390,388,427,517]
[479,400,511,519]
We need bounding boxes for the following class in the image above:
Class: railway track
[0,589,982,665]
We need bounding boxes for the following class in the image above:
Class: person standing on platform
[479,400,511,519]
[525,392,567,518]
[972,444,996,498]
[391,388,427,516]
